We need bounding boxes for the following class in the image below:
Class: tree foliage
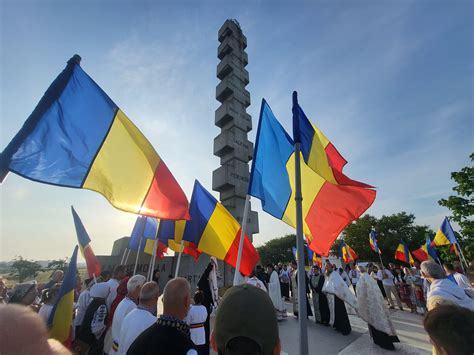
[438,153,474,259]
[46,258,68,273]
[10,256,42,282]
[257,234,297,266]
[331,212,432,265]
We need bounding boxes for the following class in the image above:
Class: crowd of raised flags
[1,55,471,353]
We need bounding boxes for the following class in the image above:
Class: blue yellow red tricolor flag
[157,219,201,260]
[48,245,78,347]
[127,216,167,259]
[340,240,358,264]
[248,99,376,256]
[432,217,458,247]
[179,180,259,276]
[71,206,101,278]
[0,55,189,220]
[394,240,414,265]
[412,236,438,262]
[369,228,382,255]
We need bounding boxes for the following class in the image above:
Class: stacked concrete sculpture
[213,20,259,284]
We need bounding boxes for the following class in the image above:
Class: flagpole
[120,247,128,265]
[292,91,309,355]
[174,240,185,278]
[133,217,147,275]
[149,220,161,281]
[233,194,250,285]
[148,237,158,281]
[455,243,468,272]
[124,248,131,265]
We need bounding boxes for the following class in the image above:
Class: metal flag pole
[120,247,128,265]
[124,248,131,265]
[233,194,250,285]
[455,243,468,272]
[292,91,309,355]
[148,220,161,281]
[174,240,185,278]
[133,217,147,275]
[148,237,158,281]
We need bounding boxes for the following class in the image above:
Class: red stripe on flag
[412,248,429,262]
[83,245,101,278]
[141,160,190,220]
[394,250,406,263]
[224,228,260,276]
[306,182,376,256]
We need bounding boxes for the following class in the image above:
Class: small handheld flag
[48,245,78,347]
[394,240,414,265]
[340,240,358,264]
[369,228,382,255]
[432,217,458,247]
[71,206,101,278]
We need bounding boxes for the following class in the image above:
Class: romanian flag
[369,229,382,254]
[394,240,414,265]
[158,219,201,260]
[0,55,189,220]
[48,245,78,347]
[249,99,376,256]
[180,180,259,276]
[127,216,167,258]
[340,240,358,264]
[413,236,439,262]
[313,253,322,267]
[71,206,101,278]
[432,217,458,247]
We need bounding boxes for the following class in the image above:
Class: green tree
[438,153,473,259]
[46,258,68,273]
[10,256,42,282]
[257,234,297,266]
[332,213,432,265]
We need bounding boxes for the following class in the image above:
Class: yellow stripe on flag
[432,230,451,246]
[83,110,160,213]
[306,125,337,184]
[49,290,74,342]
[198,203,239,260]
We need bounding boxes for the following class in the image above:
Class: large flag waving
[181,180,259,276]
[412,236,438,262]
[249,99,375,256]
[369,228,382,255]
[293,99,376,255]
[432,217,458,247]
[48,245,78,347]
[71,206,101,278]
[394,240,414,265]
[0,55,189,220]
[340,240,358,264]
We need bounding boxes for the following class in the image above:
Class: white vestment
[246,277,267,292]
[117,307,156,355]
[356,272,397,336]
[323,271,357,326]
[268,270,285,312]
[427,278,474,311]
[109,297,137,354]
[185,304,208,345]
[74,289,91,327]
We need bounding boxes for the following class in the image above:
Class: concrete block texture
[213,128,253,163]
[215,99,252,131]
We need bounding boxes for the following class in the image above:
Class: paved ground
[159,295,431,355]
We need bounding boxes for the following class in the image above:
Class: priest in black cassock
[310,265,330,325]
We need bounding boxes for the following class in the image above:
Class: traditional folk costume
[109,296,138,354]
[310,272,330,325]
[291,269,313,318]
[197,263,215,355]
[127,315,198,355]
[185,304,209,355]
[268,269,286,320]
[323,270,356,335]
[357,272,400,350]
[117,304,157,355]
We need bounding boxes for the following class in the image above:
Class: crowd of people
[1,258,473,354]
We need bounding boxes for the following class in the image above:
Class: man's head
[162,277,191,320]
[266,264,274,273]
[388,263,395,270]
[443,263,455,275]
[421,261,445,281]
[283,264,287,271]
[291,261,297,269]
[100,270,111,282]
[194,290,204,305]
[312,265,320,275]
[50,270,64,283]
[139,282,159,311]
[350,264,356,270]
[9,282,37,305]
[211,284,280,355]
[113,265,126,281]
[423,304,474,355]
[127,274,146,299]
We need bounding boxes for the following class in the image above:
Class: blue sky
[1,0,472,261]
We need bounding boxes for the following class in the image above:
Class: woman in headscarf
[323,264,356,335]
[356,265,399,350]
[76,283,110,355]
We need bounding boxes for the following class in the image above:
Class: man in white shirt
[246,270,267,292]
[377,266,403,310]
[117,282,159,355]
[109,274,146,354]
[443,262,472,289]
[348,264,360,295]
[105,265,127,309]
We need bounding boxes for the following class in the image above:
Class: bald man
[127,278,197,355]
[0,304,70,355]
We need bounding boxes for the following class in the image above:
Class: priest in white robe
[267,264,286,320]
[356,266,399,350]
[117,282,159,355]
